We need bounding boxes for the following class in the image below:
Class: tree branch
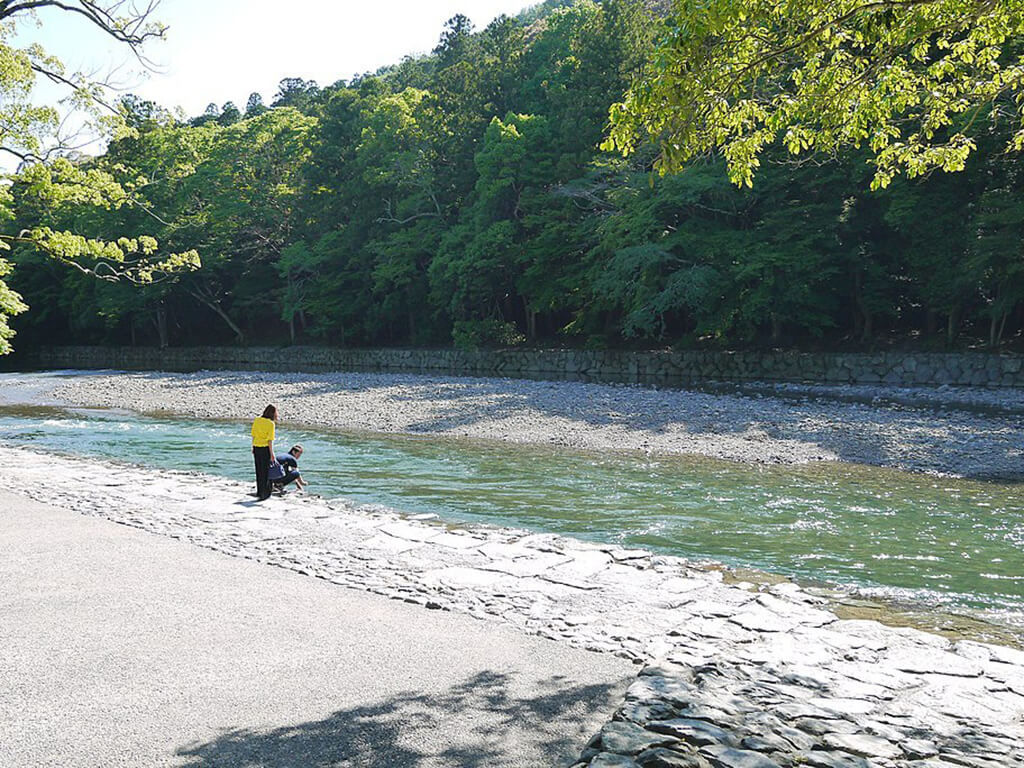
[0,1,166,52]
[375,198,442,225]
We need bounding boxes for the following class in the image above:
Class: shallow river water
[0,386,1021,632]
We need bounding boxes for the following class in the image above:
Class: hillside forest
[8,0,1024,353]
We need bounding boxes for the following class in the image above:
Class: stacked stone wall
[33,345,1024,388]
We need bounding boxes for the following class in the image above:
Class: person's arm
[269,421,279,465]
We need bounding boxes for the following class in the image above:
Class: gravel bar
[50,369,1024,480]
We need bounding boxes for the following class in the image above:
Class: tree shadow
[175,670,625,768]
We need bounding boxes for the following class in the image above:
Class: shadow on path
[175,670,620,767]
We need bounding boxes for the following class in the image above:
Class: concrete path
[0,492,635,768]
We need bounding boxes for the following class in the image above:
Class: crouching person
[270,444,307,493]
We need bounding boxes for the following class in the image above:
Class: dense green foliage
[8,0,1024,352]
[0,3,200,355]
[606,0,1024,190]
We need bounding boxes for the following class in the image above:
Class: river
[0,371,1020,634]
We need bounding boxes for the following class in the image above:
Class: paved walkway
[0,492,635,768]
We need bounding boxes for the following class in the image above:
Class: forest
[7,0,1024,353]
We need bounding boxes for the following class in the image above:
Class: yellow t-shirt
[251,416,275,447]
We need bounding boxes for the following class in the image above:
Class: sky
[20,0,538,118]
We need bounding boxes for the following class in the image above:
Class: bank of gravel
[51,370,1024,479]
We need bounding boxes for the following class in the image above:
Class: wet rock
[673,703,741,725]
[699,744,782,768]
[769,725,816,752]
[601,721,680,755]
[590,753,642,768]
[792,718,854,738]
[859,720,904,742]
[795,751,869,768]
[900,738,939,759]
[772,703,839,722]
[641,662,697,683]
[806,697,877,717]
[608,548,651,562]
[648,718,737,747]
[635,746,713,768]
[822,732,900,759]
[937,753,1016,768]
[627,677,698,707]
[738,735,790,753]
[619,700,680,724]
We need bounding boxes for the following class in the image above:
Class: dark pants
[253,445,272,499]
[273,469,301,489]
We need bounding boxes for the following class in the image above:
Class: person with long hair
[251,404,280,500]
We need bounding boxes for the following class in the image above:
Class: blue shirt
[268,453,297,481]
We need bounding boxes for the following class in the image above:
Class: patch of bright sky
[19,0,536,117]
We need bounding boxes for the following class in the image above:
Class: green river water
[0,374,1021,635]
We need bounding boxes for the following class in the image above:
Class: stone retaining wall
[34,345,1024,388]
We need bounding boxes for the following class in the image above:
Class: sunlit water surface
[0,387,1020,633]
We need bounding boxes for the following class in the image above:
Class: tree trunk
[189,289,245,344]
[850,268,871,342]
[946,305,960,347]
[770,312,781,345]
[286,273,296,344]
[526,307,537,342]
[153,304,169,349]
[520,295,536,341]
[986,310,1009,348]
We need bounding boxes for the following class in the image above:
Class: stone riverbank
[48,370,1024,479]
[32,345,1024,389]
[3,448,1022,768]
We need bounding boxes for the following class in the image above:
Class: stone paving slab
[2,446,1023,768]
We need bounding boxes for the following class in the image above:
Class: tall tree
[0,0,199,354]
[606,0,1024,189]
[272,78,320,111]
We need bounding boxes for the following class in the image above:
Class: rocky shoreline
[3,447,1022,768]
[48,370,1024,479]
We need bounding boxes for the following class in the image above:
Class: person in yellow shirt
[251,404,280,500]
